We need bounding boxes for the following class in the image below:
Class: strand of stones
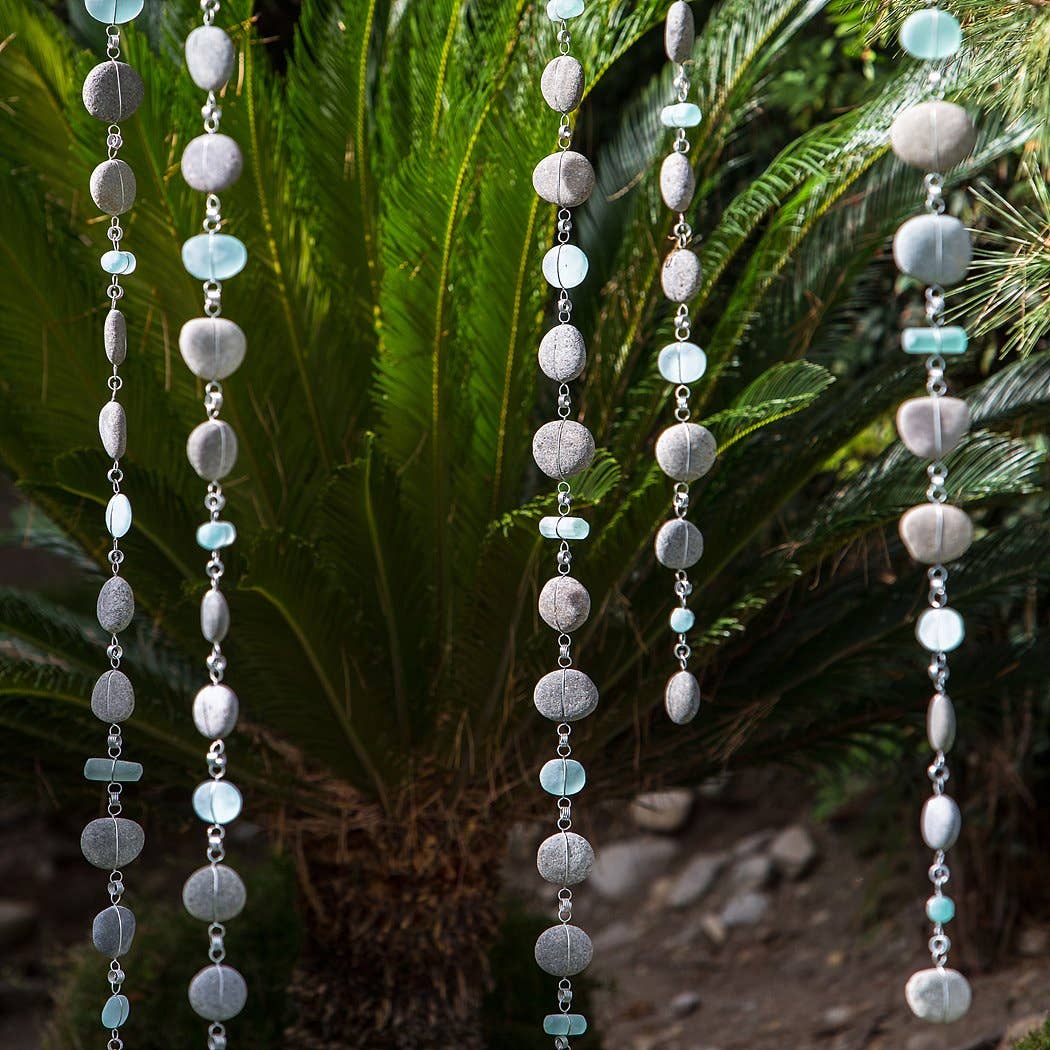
[178,4,248,1046]
[80,1,148,1044]
[654,2,713,727]
[531,2,598,1045]
[889,3,976,1026]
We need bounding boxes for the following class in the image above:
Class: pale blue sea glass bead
[196,520,238,551]
[926,895,955,924]
[85,0,144,23]
[916,607,965,652]
[660,102,702,128]
[539,516,590,541]
[192,780,243,824]
[547,0,584,20]
[84,758,143,782]
[539,758,586,796]
[542,244,588,289]
[901,326,968,356]
[899,9,963,60]
[658,342,707,384]
[101,250,136,275]
[182,234,247,281]
[101,993,131,1028]
[670,607,695,633]
[544,1014,588,1037]
[106,493,132,539]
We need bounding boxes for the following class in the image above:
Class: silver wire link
[924,172,946,214]
[208,1024,228,1050]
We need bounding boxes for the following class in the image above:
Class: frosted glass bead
[101,994,131,1028]
[542,244,588,289]
[547,0,584,20]
[101,250,136,275]
[182,234,247,281]
[539,758,586,796]
[197,520,237,551]
[545,1014,588,1037]
[84,0,144,23]
[905,967,971,1023]
[900,9,963,60]
[106,493,132,538]
[84,758,143,782]
[660,102,702,128]
[916,607,965,652]
[192,780,243,824]
[902,326,968,356]
[926,895,955,924]
[539,516,590,541]
[670,607,695,633]
[658,342,707,383]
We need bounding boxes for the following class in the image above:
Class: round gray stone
[665,0,696,62]
[193,683,239,739]
[104,309,127,366]
[538,576,591,633]
[532,151,596,208]
[890,101,976,173]
[533,668,599,722]
[921,794,961,851]
[91,668,135,723]
[187,419,238,481]
[541,55,584,113]
[98,401,126,459]
[183,864,247,923]
[538,324,587,382]
[181,133,244,194]
[92,905,135,957]
[97,576,134,634]
[905,967,972,1023]
[665,670,700,724]
[532,420,595,480]
[534,924,593,977]
[661,248,702,303]
[89,159,136,215]
[655,422,717,482]
[82,61,144,123]
[81,817,145,870]
[188,963,248,1022]
[537,831,595,886]
[660,151,695,212]
[896,395,970,460]
[179,317,247,381]
[893,214,972,287]
[899,503,974,564]
[201,589,230,644]
[185,25,236,92]
[927,693,957,753]
[654,518,704,569]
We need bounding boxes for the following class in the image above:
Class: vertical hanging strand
[531,2,597,1045]
[178,3,249,1045]
[79,0,147,1044]
[653,2,714,726]
[890,3,976,1026]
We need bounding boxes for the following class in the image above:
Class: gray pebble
[181,133,244,194]
[896,395,970,460]
[890,101,976,173]
[82,61,144,123]
[654,518,703,569]
[655,422,717,482]
[92,905,136,957]
[183,864,247,923]
[921,794,961,851]
[98,401,127,459]
[89,159,136,215]
[193,683,239,739]
[104,309,127,366]
[899,503,973,564]
[532,151,596,208]
[537,831,595,886]
[187,419,238,480]
[905,967,972,1023]
[660,151,695,212]
[927,693,956,752]
[81,816,145,869]
[180,317,246,381]
[533,668,599,722]
[665,1,696,62]
[534,924,593,977]
[188,963,248,1022]
[91,668,135,723]
[538,324,587,382]
[661,248,702,302]
[201,589,230,644]
[185,25,236,92]
[665,670,700,724]
[97,576,134,634]
[541,55,584,113]
[893,214,972,286]
[538,575,591,633]
[532,420,595,480]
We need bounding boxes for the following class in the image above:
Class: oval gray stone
[921,794,961,851]
[665,670,700,724]
[532,151,596,208]
[655,422,717,482]
[534,668,599,722]
[661,248,702,303]
[188,963,248,1022]
[899,503,974,564]
[538,576,591,633]
[890,101,976,173]
[537,831,595,886]
[183,864,247,923]
[893,214,972,287]
[92,905,136,957]
[97,576,134,634]
[660,151,695,212]
[896,396,970,460]
[185,25,236,92]
[82,61,144,123]
[905,967,972,1023]
[181,133,244,194]
[90,159,136,215]
[541,55,584,113]
[534,924,593,977]
[91,668,135,723]
[180,317,247,381]
[81,817,145,870]
[99,401,126,459]
[532,420,595,480]
[105,309,127,366]
[193,684,239,739]
[654,518,704,569]
[538,324,587,382]
[665,0,696,62]
[187,420,238,480]
[201,589,230,644]
[928,693,957,753]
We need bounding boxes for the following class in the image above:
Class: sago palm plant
[0,0,1047,1046]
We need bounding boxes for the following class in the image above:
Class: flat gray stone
[536,831,594,886]
[181,133,244,194]
[927,693,956,752]
[590,836,679,900]
[665,669,700,724]
[180,317,246,380]
[91,668,135,723]
[183,864,247,923]
[721,890,770,928]
[899,503,974,564]
[187,419,238,480]
[541,55,584,113]
[730,853,775,891]
[655,422,717,482]
[654,518,703,569]
[188,963,248,1022]
[665,0,696,62]
[538,324,586,382]
[92,905,135,957]
[921,794,961,851]
[192,684,239,739]
[891,101,976,172]
[629,789,694,834]
[905,967,972,1023]
[896,396,970,460]
[97,576,134,634]
[532,419,595,480]
[90,159,136,215]
[532,150,596,207]
[82,61,144,123]
[185,25,236,92]
[769,825,818,879]
[538,575,591,633]
[533,668,598,722]
[80,817,144,870]
[660,151,695,212]
[201,588,230,644]
[666,851,727,908]
[893,214,972,287]
[104,309,127,366]
[98,401,126,459]
[661,248,702,303]
[534,924,593,977]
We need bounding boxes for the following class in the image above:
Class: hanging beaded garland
[79,1,147,1044]
[530,1,598,1044]
[889,3,976,1026]
[653,1,714,726]
[178,3,249,1044]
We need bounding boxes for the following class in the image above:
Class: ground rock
[721,891,770,928]
[629,789,694,834]
[667,852,728,909]
[770,824,819,879]
[728,854,775,892]
[590,836,680,900]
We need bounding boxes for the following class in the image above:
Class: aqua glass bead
[900,9,963,60]
[547,0,584,20]
[926,895,956,924]
[101,250,136,275]
[658,342,707,384]
[539,758,586,796]
[901,326,968,356]
[192,780,243,824]
[101,993,131,1028]
[660,102,702,128]
[182,234,247,281]
[544,1014,588,1037]
[670,607,695,633]
[196,520,238,551]
[84,758,143,783]
[84,0,144,23]
[916,607,965,653]
[106,493,132,539]
[542,244,588,290]
[539,516,590,541]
